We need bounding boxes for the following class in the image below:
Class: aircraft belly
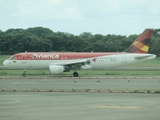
[91,60,112,69]
[12,60,48,70]
[91,59,123,69]
[27,60,49,69]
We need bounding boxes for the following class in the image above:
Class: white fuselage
[3,53,156,70]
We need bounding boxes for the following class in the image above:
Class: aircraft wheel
[73,72,78,77]
[22,73,26,77]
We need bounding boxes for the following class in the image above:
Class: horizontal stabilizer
[135,54,156,60]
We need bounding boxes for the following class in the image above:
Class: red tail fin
[125,29,153,53]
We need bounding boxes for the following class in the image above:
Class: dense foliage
[0,27,160,56]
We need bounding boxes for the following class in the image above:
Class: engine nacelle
[49,65,64,74]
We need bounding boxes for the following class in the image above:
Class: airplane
[3,29,156,77]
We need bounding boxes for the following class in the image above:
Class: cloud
[0,0,160,35]
[48,0,60,4]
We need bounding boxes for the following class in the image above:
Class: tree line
[0,27,160,56]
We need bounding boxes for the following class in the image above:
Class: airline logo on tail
[126,29,153,53]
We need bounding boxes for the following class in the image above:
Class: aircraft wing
[54,59,94,71]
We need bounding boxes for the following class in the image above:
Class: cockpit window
[9,56,16,60]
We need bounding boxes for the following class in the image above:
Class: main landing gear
[21,69,78,77]
[73,72,78,77]
[22,69,26,77]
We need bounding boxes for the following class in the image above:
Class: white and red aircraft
[3,29,156,77]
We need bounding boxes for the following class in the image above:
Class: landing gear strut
[73,72,78,77]
[22,69,26,77]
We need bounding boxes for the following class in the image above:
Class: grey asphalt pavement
[0,77,160,90]
[0,77,160,120]
[0,92,160,120]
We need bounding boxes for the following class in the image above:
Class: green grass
[0,70,49,76]
[0,69,160,76]
[0,55,160,76]
[126,58,160,67]
[80,70,160,76]
[0,55,10,66]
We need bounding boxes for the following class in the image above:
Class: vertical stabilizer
[125,29,153,53]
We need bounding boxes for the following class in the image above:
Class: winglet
[125,29,153,53]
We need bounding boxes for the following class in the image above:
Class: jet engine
[49,65,65,74]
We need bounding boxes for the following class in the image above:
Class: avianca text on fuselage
[31,53,60,59]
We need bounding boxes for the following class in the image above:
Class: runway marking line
[90,106,144,109]
[0,99,20,104]
[12,82,36,84]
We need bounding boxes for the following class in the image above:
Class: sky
[0,0,160,35]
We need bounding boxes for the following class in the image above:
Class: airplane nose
[3,60,8,67]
